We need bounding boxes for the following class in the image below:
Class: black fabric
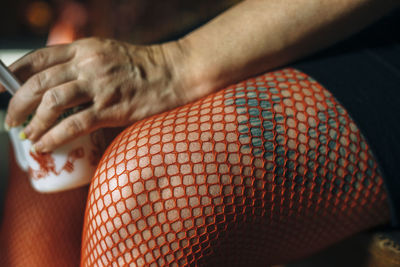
[293,9,400,227]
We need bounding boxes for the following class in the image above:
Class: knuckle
[88,36,100,43]
[66,117,85,135]
[31,115,48,132]
[87,37,103,46]
[43,132,57,149]
[43,90,61,111]
[84,113,97,129]
[31,50,47,66]
[76,37,101,51]
[66,114,95,135]
[31,72,47,95]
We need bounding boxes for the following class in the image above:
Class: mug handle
[9,126,29,171]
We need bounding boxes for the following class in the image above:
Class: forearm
[168,0,399,101]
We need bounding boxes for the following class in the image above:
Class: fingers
[0,44,74,94]
[24,81,91,142]
[6,63,77,127]
[33,108,98,153]
[9,44,75,83]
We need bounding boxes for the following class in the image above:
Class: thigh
[81,68,389,266]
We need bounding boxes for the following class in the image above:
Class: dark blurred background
[0,0,241,48]
[1,0,53,48]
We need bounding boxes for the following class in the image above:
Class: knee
[83,122,205,266]
[82,125,156,265]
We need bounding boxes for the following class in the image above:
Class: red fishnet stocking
[0,149,88,267]
[81,68,390,266]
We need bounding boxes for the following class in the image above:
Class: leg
[0,149,88,267]
[81,68,390,266]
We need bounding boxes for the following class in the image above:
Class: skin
[2,39,185,151]
[1,0,399,153]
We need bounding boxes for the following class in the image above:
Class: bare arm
[170,0,399,101]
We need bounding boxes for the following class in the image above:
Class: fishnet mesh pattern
[81,68,390,266]
[0,149,88,267]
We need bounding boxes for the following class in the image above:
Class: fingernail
[34,141,44,153]
[24,126,32,138]
[19,130,27,140]
[30,144,36,153]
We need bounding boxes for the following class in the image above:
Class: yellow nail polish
[19,131,27,140]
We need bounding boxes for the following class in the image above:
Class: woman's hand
[1,37,189,152]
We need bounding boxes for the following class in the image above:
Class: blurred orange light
[26,1,52,29]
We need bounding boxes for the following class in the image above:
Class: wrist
[160,39,217,104]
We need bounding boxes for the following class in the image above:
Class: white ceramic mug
[1,59,105,193]
[9,126,105,193]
